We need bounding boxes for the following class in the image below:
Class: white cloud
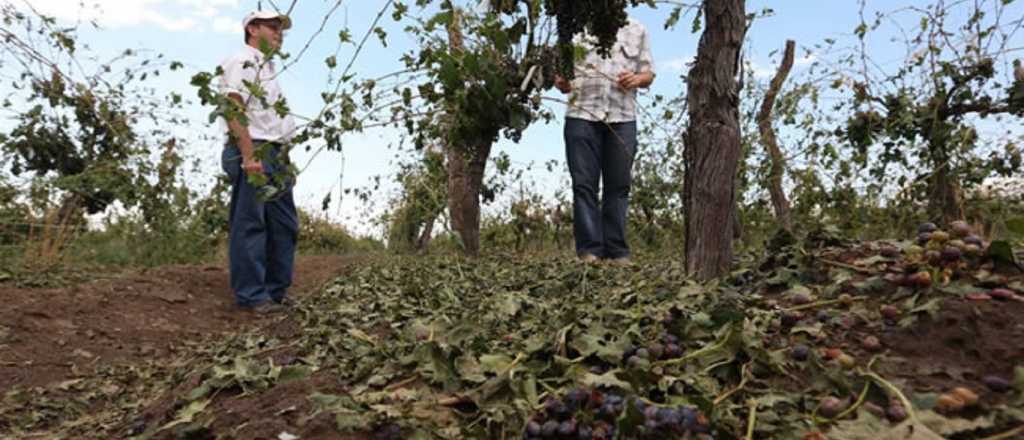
[212,16,240,34]
[658,51,814,76]
[746,60,774,79]
[794,53,817,69]
[145,12,199,32]
[196,6,221,18]
[747,52,817,79]
[663,57,692,74]
[176,0,238,7]
[21,0,239,33]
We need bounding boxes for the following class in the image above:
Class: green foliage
[400,3,555,151]
[0,5,193,219]
[0,3,222,275]
[0,178,29,278]
[0,178,29,244]
[3,71,149,215]
[835,0,1024,222]
[629,142,685,250]
[67,181,230,268]
[300,209,383,255]
[469,191,562,253]
[385,150,448,253]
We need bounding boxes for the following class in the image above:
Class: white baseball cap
[242,10,292,30]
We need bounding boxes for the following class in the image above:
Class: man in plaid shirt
[555,18,655,265]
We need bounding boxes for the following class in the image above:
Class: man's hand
[617,71,655,90]
[554,74,572,94]
[226,92,264,176]
[242,157,263,175]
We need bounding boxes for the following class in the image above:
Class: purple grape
[680,406,697,427]
[643,405,659,420]
[566,388,589,409]
[558,419,577,436]
[545,398,569,419]
[816,310,830,322]
[374,423,402,440]
[659,407,682,429]
[598,403,617,420]
[791,344,810,361]
[941,246,962,261]
[885,404,908,422]
[648,343,665,360]
[665,343,683,358]
[983,375,1011,392]
[644,418,659,429]
[621,342,636,360]
[576,425,592,439]
[526,421,541,436]
[781,311,802,327]
[541,420,559,437]
[627,355,646,369]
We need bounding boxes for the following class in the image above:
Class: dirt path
[0,254,366,391]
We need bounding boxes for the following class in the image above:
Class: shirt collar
[244,44,266,60]
[243,44,277,70]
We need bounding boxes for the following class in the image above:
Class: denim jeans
[222,142,298,307]
[564,117,638,259]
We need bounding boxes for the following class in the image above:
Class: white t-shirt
[217,45,297,143]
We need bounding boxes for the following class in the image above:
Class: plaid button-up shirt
[566,19,655,123]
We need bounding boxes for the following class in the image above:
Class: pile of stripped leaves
[2,225,1024,439]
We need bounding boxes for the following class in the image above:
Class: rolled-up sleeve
[637,27,655,76]
[218,57,257,102]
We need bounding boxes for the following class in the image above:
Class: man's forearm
[226,93,255,161]
[228,118,256,161]
[638,71,655,89]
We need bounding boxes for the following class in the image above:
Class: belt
[225,140,283,148]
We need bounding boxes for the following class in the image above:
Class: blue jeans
[222,142,299,307]
[564,118,638,259]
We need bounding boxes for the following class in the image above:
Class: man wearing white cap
[218,10,298,314]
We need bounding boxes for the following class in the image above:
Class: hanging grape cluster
[538,45,558,90]
[543,0,643,79]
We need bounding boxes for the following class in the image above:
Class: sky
[6,0,1024,236]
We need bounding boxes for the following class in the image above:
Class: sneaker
[579,253,600,264]
[275,297,297,307]
[248,301,286,315]
[607,257,633,267]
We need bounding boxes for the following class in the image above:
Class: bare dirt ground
[0,254,366,392]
